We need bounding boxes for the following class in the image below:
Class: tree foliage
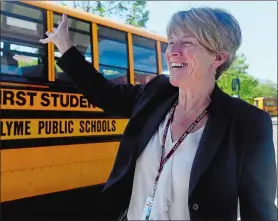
[217,53,277,104]
[61,1,149,28]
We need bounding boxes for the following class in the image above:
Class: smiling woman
[38,4,277,221]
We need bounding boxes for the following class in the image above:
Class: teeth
[171,63,186,68]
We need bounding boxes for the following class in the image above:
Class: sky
[60,1,277,84]
[145,1,277,84]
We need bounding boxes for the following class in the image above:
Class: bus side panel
[1,142,119,202]
[1,142,119,220]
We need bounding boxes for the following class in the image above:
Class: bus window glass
[133,35,157,85]
[53,13,92,84]
[99,65,127,84]
[98,26,128,83]
[161,42,170,75]
[0,2,47,82]
[2,1,43,20]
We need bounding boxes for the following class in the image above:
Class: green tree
[217,53,277,104]
[253,80,277,98]
[61,1,149,28]
[125,1,149,28]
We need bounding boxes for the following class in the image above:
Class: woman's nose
[170,44,182,56]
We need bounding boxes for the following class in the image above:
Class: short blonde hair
[167,7,242,79]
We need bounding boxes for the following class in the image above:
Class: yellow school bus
[254,97,278,117]
[0,1,168,219]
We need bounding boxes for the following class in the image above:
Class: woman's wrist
[57,38,75,55]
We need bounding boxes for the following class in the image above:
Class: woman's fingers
[39,37,50,44]
[62,14,68,25]
[39,14,69,45]
[46,31,52,36]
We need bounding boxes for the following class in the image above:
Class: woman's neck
[176,81,214,118]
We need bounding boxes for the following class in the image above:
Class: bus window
[98,26,128,84]
[133,35,157,85]
[0,1,47,82]
[161,42,169,75]
[53,13,92,84]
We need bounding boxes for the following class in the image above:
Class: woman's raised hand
[39,14,74,55]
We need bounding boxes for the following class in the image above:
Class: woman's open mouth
[171,62,188,69]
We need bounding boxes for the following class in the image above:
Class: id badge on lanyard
[140,101,208,220]
[140,196,154,220]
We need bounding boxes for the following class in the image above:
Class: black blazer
[57,47,277,220]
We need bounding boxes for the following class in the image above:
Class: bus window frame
[52,11,93,86]
[0,2,49,84]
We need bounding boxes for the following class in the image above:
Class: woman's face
[165,28,226,89]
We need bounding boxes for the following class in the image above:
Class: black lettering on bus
[80,96,88,108]
[53,121,58,134]
[102,120,107,132]
[27,92,37,106]
[80,120,91,133]
[111,120,116,131]
[16,91,27,106]
[97,121,102,132]
[2,90,15,105]
[0,120,31,136]
[60,94,69,108]
[70,95,79,107]
[79,120,85,133]
[25,121,31,135]
[13,121,30,135]
[41,93,50,107]
[38,121,45,134]
[79,120,116,133]
[51,94,60,107]
[0,121,8,136]
[108,121,112,132]
[90,120,96,132]
[39,120,74,135]
[68,121,74,133]
[5,121,13,135]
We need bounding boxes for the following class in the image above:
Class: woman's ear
[211,52,229,69]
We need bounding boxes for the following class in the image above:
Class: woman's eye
[183,41,192,45]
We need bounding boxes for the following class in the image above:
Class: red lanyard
[152,101,208,198]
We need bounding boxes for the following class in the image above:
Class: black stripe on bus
[53,24,91,36]
[0,75,49,85]
[0,110,125,119]
[0,81,85,93]
[1,134,123,150]
[1,184,104,220]
[1,36,48,49]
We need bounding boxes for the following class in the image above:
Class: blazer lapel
[135,92,178,159]
[189,84,231,198]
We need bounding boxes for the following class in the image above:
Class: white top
[127,111,205,220]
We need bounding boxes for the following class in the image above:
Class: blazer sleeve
[239,112,277,220]
[56,46,145,118]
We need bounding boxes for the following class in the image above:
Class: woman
[40,7,277,220]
